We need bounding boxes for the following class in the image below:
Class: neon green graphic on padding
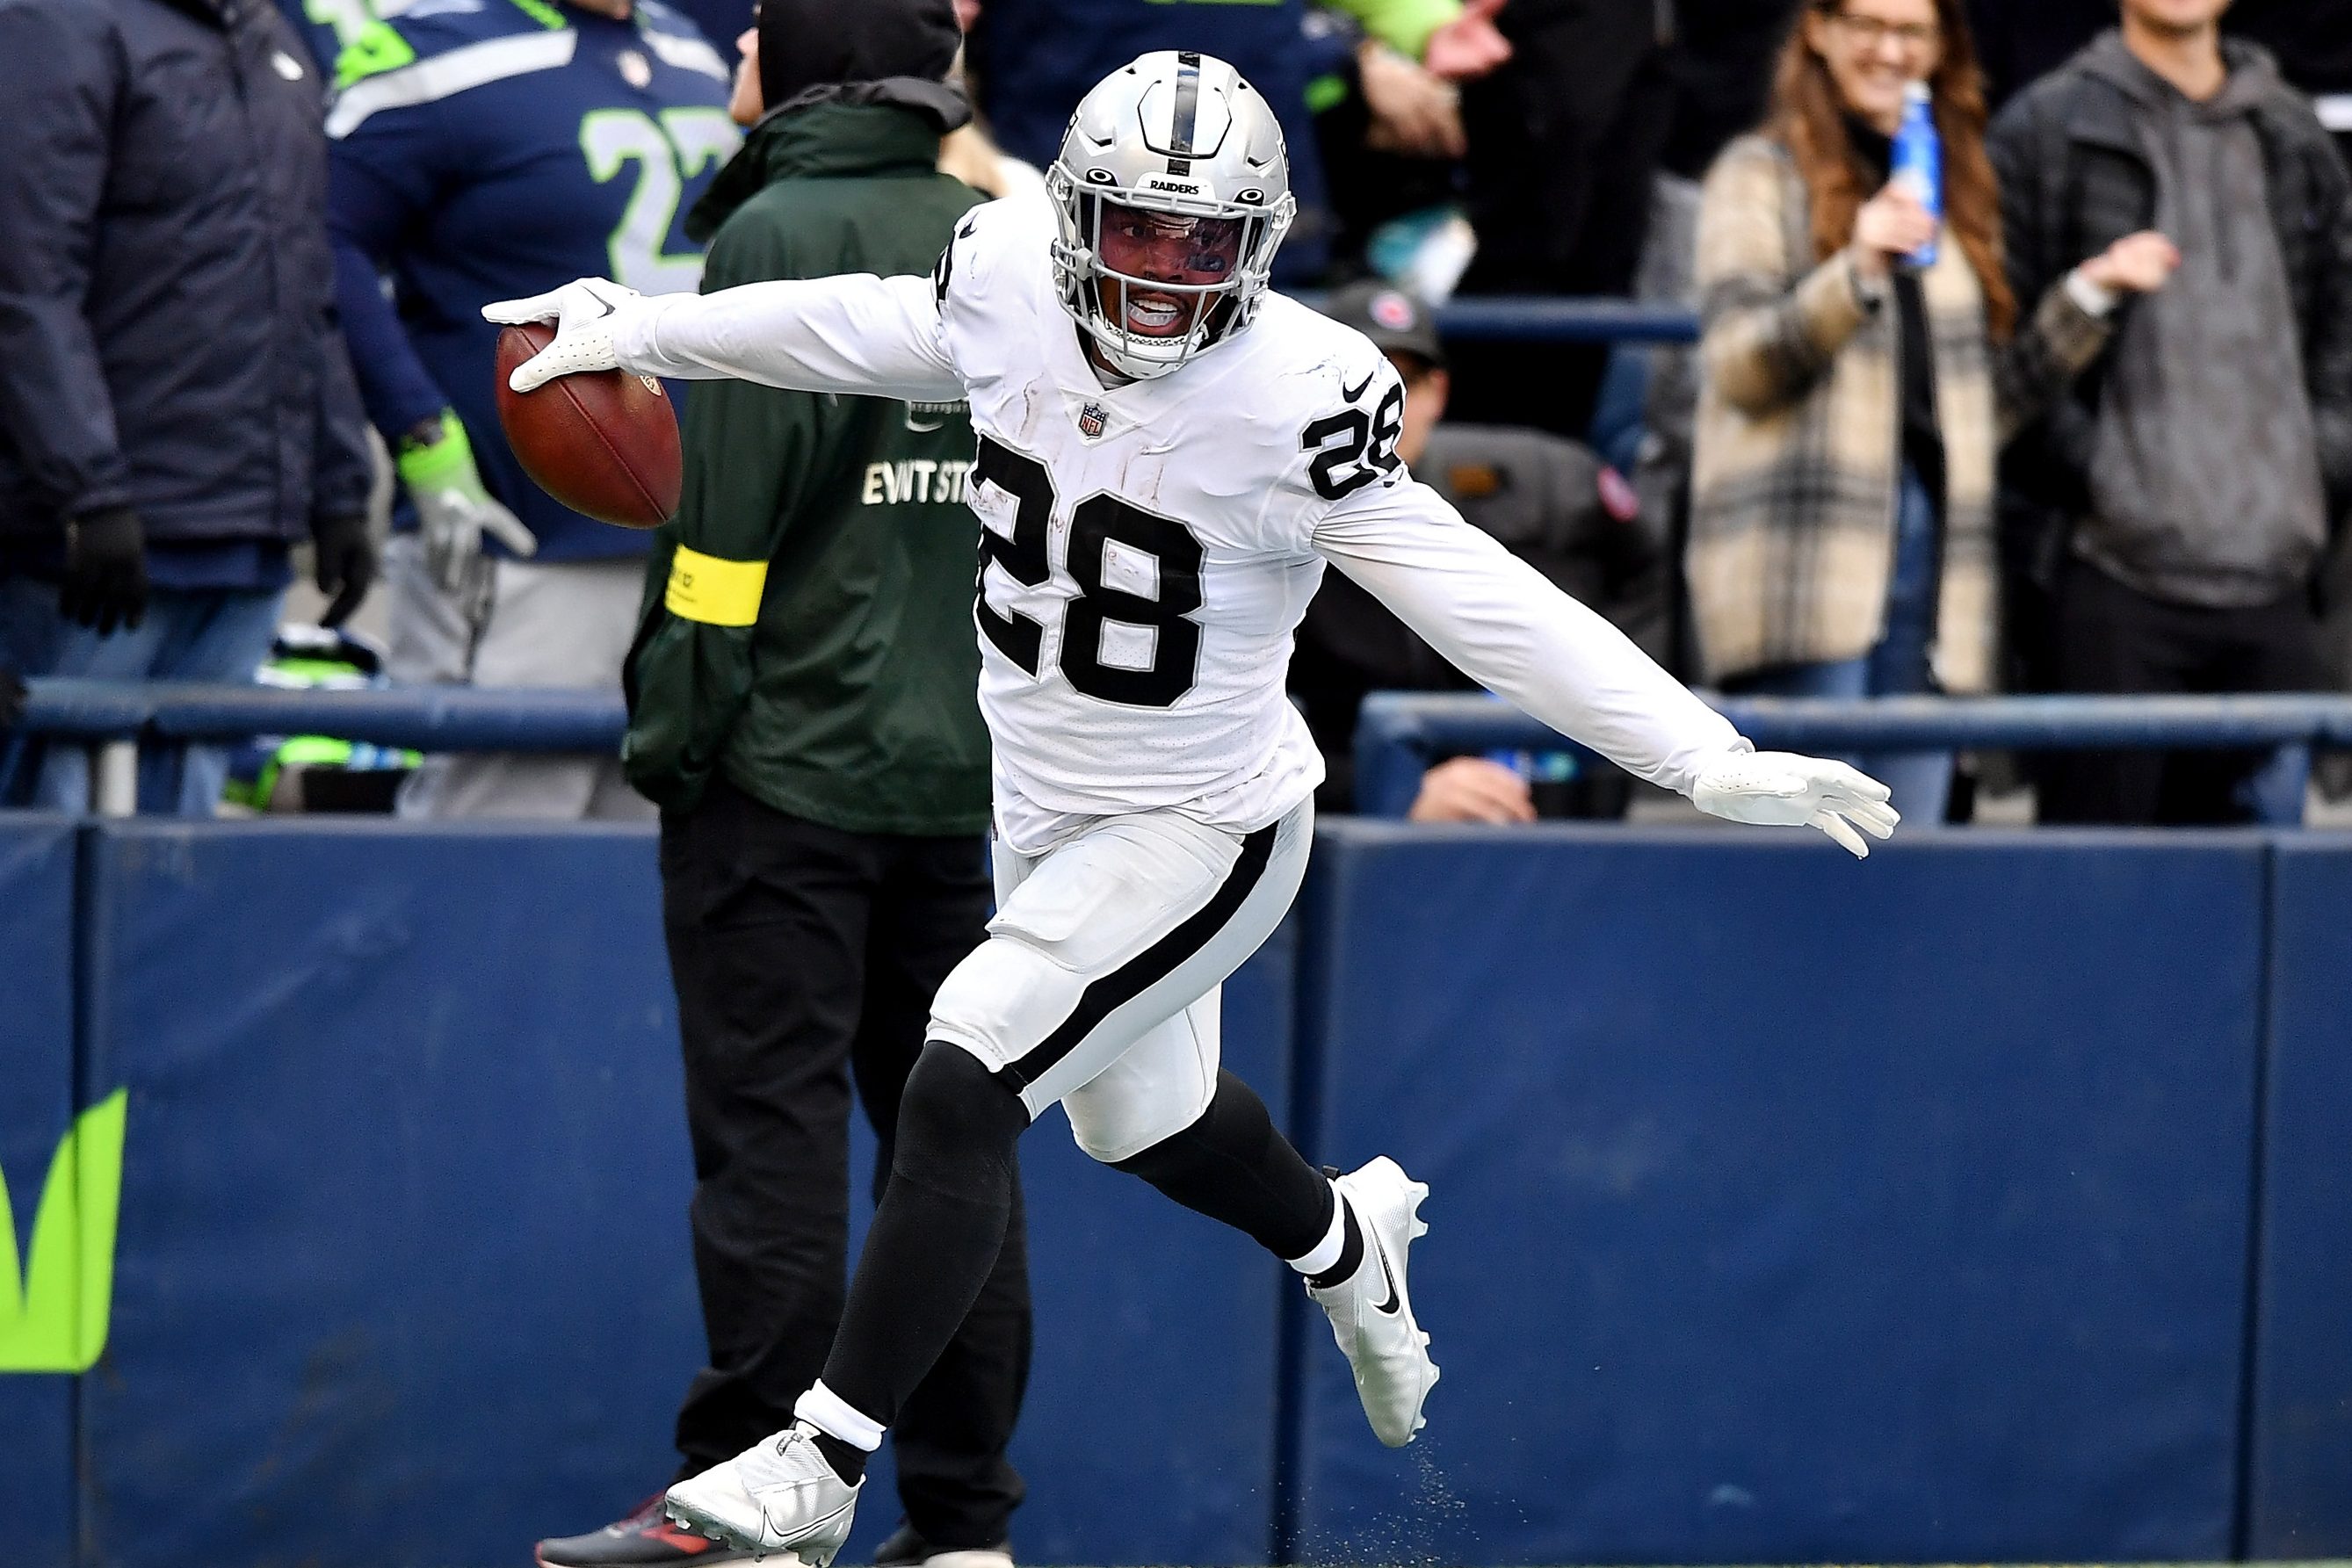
[0,1090,128,1374]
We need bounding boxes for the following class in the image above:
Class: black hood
[757,0,969,132]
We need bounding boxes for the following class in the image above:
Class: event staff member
[282,0,736,817]
[533,3,1031,1564]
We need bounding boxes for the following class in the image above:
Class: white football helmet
[1046,51,1297,381]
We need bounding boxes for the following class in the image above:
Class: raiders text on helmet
[1046,51,1297,380]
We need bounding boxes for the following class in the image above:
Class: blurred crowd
[0,0,2345,825]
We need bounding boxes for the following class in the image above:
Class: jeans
[0,576,284,814]
[1726,467,1952,826]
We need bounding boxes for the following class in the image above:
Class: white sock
[793,1381,885,1453]
[1285,1181,1350,1276]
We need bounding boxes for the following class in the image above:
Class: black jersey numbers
[1301,376,1406,502]
[971,436,1205,708]
[1065,496,1204,706]
[972,434,1053,674]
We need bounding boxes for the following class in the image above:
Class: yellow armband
[665,546,768,627]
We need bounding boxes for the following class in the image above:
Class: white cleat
[1308,1155,1438,1446]
[664,1424,862,1565]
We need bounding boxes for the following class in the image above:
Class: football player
[489,51,1898,1564]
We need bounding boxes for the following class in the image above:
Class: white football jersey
[613,199,1741,853]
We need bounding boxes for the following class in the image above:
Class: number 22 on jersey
[971,437,1206,710]
[580,106,740,294]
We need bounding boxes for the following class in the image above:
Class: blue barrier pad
[1292,824,2263,1564]
[76,821,703,1568]
[0,819,79,1568]
[850,918,1296,1566]
[2247,837,2352,1556]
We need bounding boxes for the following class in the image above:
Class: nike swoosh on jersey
[1341,369,1376,402]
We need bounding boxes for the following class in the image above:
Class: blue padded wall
[1292,824,2264,1565]
[2246,837,2352,1556]
[848,918,1297,1566]
[76,821,702,1568]
[0,819,79,1568]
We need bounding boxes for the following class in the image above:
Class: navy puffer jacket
[0,0,372,546]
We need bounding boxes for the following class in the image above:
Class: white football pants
[928,800,1313,1163]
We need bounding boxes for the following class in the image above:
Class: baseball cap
[1321,279,1445,371]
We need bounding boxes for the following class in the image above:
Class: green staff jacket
[622,100,989,834]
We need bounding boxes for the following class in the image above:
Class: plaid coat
[1688,134,2111,690]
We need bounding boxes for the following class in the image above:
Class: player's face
[1093,201,1246,338]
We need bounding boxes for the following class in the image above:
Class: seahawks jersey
[612,199,1741,852]
[282,0,736,562]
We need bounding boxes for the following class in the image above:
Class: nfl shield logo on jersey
[1077,401,1107,440]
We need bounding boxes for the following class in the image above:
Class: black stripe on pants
[993,820,1278,1094]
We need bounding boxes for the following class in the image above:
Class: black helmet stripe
[1168,51,1199,176]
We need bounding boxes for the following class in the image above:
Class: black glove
[61,506,149,635]
[0,666,25,729]
[311,513,377,628]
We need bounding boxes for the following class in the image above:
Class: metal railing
[1353,690,2352,820]
[18,680,2352,822]
[1287,293,1702,344]
[18,679,627,815]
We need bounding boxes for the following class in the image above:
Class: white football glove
[1690,749,1900,858]
[482,278,643,392]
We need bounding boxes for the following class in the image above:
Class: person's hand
[61,506,148,636]
[1690,749,1900,858]
[1358,43,1465,160]
[311,512,377,628]
[1422,0,1511,82]
[483,278,643,392]
[399,411,539,593]
[2079,230,2180,295]
[1850,184,1938,280]
[1408,756,1537,824]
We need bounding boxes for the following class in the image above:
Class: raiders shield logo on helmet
[1077,401,1108,439]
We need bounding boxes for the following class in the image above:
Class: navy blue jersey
[282,0,738,561]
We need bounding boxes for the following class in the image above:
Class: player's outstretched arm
[483,271,963,403]
[1314,485,1898,856]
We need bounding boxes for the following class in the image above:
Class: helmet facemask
[1047,169,1294,381]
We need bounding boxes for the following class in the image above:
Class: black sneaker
[536,1495,755,1567]
[872,1523,1015,1568]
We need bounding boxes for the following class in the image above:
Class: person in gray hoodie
[1990,0,2352,825]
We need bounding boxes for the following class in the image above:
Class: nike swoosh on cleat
[1341,370,1375,402]
[1371,1242,1400,1315]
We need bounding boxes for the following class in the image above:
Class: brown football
[493,321,681,530]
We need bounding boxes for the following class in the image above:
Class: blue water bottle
[1891,81,1942,270]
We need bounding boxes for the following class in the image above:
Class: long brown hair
[1768,0,2015,338]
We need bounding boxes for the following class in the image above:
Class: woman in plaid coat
[1687,0,2174,822]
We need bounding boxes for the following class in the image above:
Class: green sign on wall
[0,1090,127,1374]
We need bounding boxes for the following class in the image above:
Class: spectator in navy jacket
[0,0,376,815]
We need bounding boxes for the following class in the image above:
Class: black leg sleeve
[820,1044,1031,1439]
[1111,1069,1335,1261]
[858,839,1031,1550]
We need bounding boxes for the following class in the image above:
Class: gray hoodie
[2078,35,2327,609]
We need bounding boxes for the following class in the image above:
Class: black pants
[661,779,1030,1548]
[2042,560,2326,826]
